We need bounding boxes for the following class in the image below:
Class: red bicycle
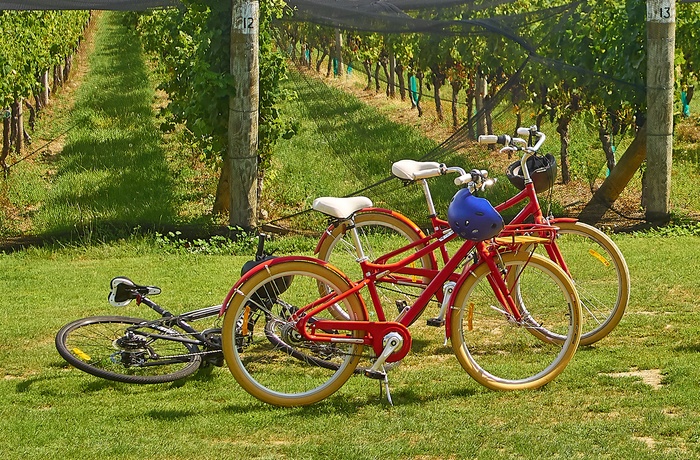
[315,127,629,346]
[219,166,582,406]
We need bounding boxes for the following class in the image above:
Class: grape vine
[133,0,295,215]
[0,10,91,175]
[281,1,700,185]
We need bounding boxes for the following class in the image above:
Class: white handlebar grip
[478,135,498,144]
[516,127,531,137]
[454,173,472,186]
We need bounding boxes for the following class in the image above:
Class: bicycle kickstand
[364,331,403,406]
[380,373,394,406]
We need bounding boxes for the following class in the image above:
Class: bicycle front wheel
[221,259,367,407]
[545,221,630,346]
[450,253,581,391]
[56,316,202,384]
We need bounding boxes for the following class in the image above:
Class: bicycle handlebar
[478,126,547,184]
[478,126,546,153]
[392,160,493,192]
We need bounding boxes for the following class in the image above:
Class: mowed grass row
[2,12,215,242]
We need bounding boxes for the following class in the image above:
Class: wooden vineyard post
[645,0,675,222]
[228,0,260,230]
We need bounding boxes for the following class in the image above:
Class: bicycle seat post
[346,216,370,263]
[419,178,439,225]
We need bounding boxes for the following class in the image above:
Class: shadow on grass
[15,374,65,393]
[408,337,454,355]
[674,343,700,353]
[219,381,482,415]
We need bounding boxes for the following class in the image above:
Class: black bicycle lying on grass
[56,231,393,384]
[55,235,279,384]
[55,276,227,384]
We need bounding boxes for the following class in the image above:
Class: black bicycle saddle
[108,277,162,307]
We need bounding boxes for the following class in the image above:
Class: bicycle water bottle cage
[447,188,504,241]
[108,277,161,307]
[506,153,557,193]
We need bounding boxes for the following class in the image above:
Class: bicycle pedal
[426,317,445,327]
[364,368,387,380]
[207,353,225,367]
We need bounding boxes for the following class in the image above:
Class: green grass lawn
[2,10,700,460]
[3,232,700,459]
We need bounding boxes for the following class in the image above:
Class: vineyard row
[1,10,92,175]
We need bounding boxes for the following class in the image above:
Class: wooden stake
[645,0,675,222]
[228,0,260,230]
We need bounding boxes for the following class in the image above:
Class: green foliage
[134,2,232,159]
[154,227,258,255]
[677,2,700,90]
[630,219,700,237]
[0,11,90,106]
[258,0,297,169]
[134,0,295,169]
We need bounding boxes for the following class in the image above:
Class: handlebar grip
[454,174,472,186]
[478,135,498,144]
[516,127,531,137]
[478,134,511,145]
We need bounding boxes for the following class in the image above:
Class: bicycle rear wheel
[450,253,581,391]
[544,221,629,346]
[56,316,202,384]
[221,259,367,407]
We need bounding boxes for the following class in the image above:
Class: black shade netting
[0,0,177,10]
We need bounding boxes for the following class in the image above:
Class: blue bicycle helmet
[447,188,504,241]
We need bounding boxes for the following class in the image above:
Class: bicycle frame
[223,229,537,363]
[129,295,222,350]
